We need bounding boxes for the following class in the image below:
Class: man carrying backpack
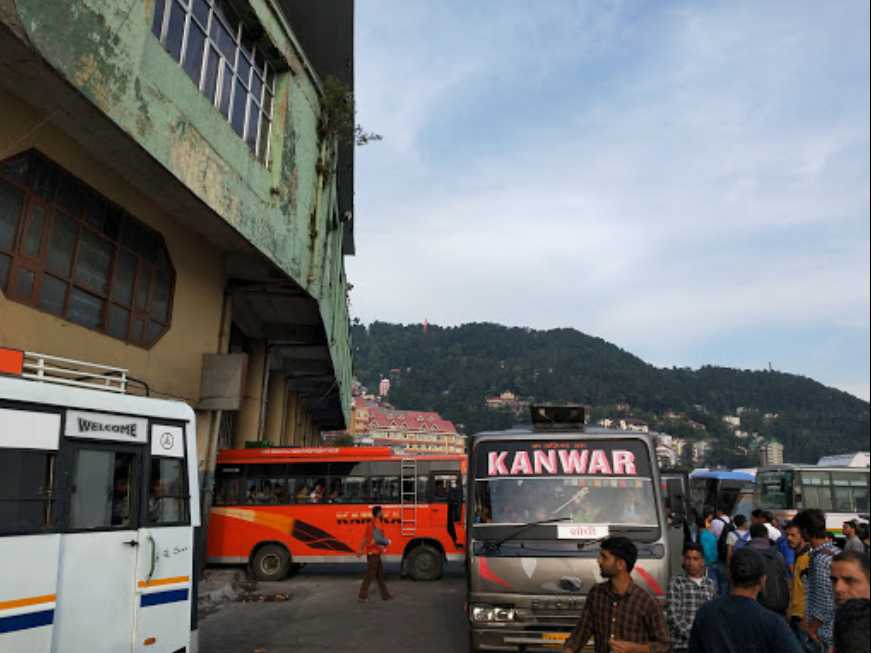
[712,508,733,596]
[726,514,751,566]
[746,523,791,616]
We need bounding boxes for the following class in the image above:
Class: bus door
[431,470,463,545]
[56,414,146,653]
[133,422,192,653]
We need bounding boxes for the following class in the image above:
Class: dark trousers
[359,554,390,600]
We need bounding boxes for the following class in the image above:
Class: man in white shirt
[726,514,751,564]
[752,509,781,542]
[711,508,731,538]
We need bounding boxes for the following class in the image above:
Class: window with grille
[151,0,277,164]
[0,150,175,348]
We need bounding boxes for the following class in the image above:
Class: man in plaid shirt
[794,509,840,651]
[666,543,716,652]
[563,537,670,653]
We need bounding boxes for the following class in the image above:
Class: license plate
[542,632,569,647]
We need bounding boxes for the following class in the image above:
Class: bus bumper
[471,626,592,652]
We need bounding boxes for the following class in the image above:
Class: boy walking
[666,543,717,653]
[357,505,393,602]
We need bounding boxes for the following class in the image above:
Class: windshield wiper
[483,517,570,551]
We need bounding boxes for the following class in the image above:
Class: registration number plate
[542,632,569,647]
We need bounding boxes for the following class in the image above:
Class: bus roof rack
[529,404,588,432]
[6,349,129,394]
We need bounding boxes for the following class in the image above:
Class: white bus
[754,463,869,538]
[0,349,200,653]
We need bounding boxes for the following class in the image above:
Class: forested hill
[350,321,870,465]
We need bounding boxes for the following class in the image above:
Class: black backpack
[715,518,735,563]
[758,548,790,614]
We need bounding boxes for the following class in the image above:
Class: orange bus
[207,447,466,581]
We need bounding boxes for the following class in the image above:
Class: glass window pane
[135,263,152,310]
[231,79,246,136]
[246,464,288,504]
[192,0,209,26]
[0,253,10,289]
[204,47,220,105]
[0,178,25,251]
[166,0,186,61]
[30,158,57,200]
[237,53,251,88]
[75,229,113,294]
[245,103,260,152]
[132,317,145,343]
[211,17,236,63]
[39,274,67,315]
[146,320,164,346]
[68,287,105,329]
[219,65,233,118]
[151,0,166,38]
[111,249,137,306]
[81,191,107,230]
[55,175,83,217]
[46,212,78,278]
[250,73,263,106]
[107,304,130,339]
[0,449,56,534]
[213,0,240,38]
[257,115,271,161]
[14,267,35,299]
[23,204,46,257]
[70,450,136,529]
[183,23,206,86]
[148,457,189,525]
[150,271,171,321]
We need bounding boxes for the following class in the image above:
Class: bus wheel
[406,544,443,581]
[251,544,291,581]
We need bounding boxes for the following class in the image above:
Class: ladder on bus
[400,458,418,536]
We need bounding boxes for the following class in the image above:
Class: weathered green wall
[7,0,351,421]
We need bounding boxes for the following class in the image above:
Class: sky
[350,1,870,401]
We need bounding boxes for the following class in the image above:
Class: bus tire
[406,544,443,581]
[251,544,291,581]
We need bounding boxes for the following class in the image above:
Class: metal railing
[22,351,128,393]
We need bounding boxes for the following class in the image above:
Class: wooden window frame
[0,150,175,348]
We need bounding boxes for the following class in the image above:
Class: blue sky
[350,1,870,401]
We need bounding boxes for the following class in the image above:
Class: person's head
[682,543,706,578]
[733,514,747,530]
[843,520,858,539]
[831,551,871,606]
[372,505,383,522]
[786,523,806,551]
[749,523,769,540]
[751,508,765,524]
[833,598,870,653]
[699,507,714,529]
[763,510,774,524]
[794,509,828,543]
[598,537,638,578]
[729,548,767,595]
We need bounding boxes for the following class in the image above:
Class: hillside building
[346,397,464,455]
[0,1,355,476]
[760,440,785,466]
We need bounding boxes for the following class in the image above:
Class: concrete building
[348,397,465,455]
[0,1,355,479]
[722,415,741,428]
[378,377,390,397]
[760,440,785,466]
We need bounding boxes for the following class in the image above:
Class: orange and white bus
[207,447,466,581]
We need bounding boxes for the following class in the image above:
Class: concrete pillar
[264,371,286,445]
[234,340,267,448]
[283,390,299,445]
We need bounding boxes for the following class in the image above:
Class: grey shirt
[844,534,864,554]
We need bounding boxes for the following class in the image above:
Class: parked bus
[754,464,870,536]
[208,447,465,581]
[688,469,755,519]
[0,349,200,653]
[466,406,669,652]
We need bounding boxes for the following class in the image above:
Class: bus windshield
[475,476,658,526]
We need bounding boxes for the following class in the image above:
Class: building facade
[760,440,784,466]
[0,1,355,480]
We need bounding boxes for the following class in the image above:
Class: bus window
[0,449,56,534]
[215,465,244,505]
[244,464,288,505]
[370,476,399,502]
[147,457,190,524]
[287,463,329,502]
[832,471,868,512]
[70,449,137,529]
[328,461,369,503]
[799,471,833,511]
[757,471,793,510]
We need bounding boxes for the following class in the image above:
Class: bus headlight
[470,605,516,622]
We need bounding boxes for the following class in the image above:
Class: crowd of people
[561,508,870,653]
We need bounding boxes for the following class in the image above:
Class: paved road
[199,562,470,652]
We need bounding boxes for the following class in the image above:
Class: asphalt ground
[198,562,470,653]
